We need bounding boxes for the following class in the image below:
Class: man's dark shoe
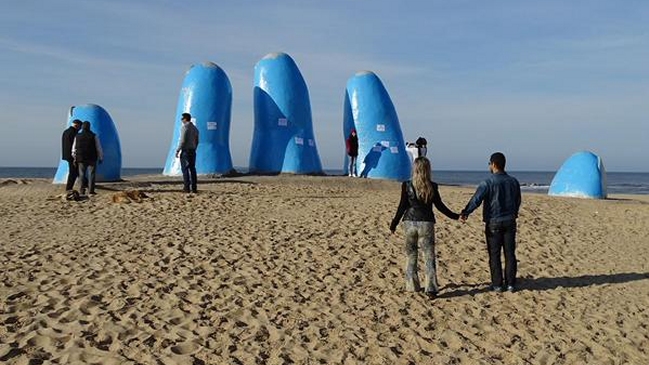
[426,291,438,299]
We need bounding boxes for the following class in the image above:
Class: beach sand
[1,175,649,364]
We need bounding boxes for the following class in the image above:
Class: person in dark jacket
[345,128,359,177]
[175,113,199,193]
[461,152,521,293]
[390,157,460,298]
[61,119,82,191]
[72,121,103,195]
[415,137,428,158]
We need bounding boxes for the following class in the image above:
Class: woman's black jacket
[390,180,459,232]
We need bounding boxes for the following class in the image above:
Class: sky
[1,0,648,172]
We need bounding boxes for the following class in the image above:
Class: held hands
[458,210,468,223]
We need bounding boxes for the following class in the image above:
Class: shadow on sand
[439,272,649,298]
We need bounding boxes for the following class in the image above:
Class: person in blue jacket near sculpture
[461,152,521,293]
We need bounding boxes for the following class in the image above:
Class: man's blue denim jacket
[462,172,521,223]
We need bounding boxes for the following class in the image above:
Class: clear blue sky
[1,1,647,171]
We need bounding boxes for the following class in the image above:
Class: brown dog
[111,190,149,203]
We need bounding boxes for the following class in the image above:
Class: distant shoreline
[2,166,648,173]
[3,173,649,199]
[2,167,649,194]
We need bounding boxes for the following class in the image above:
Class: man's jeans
[180,150,197,193]
[485,219,517,288]
[65,159,78,191]
[77,162,97,194]
[403,221,438,293]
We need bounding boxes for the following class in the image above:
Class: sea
[2,167,649,195]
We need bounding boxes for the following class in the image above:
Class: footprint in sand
[27,335,52,347]
[170,341,199,355]
[169,317,184,325]
[79,301,100,316]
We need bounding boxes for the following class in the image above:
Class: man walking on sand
[175,113,199,193]
[72,121,103,195]
[461,152,521,293]
[61,119,82,191]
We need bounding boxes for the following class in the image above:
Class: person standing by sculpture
[345,128,359,177]
[72,121,103,195]
[175,113,199,193]
[415,137,428,158]
[61,119,82,191]
[460,152,521,292]
[390,157,460,298]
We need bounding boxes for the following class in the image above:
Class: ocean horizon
[2,167,649,195]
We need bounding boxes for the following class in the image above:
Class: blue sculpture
[163,62,234,176]
[249,52,323,174]
[549,151,607,199]
[343,71,411,181]
[53,104,122,183]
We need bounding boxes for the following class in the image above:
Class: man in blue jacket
[461,152,521,292]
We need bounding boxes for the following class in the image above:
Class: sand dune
[1,175,649,364]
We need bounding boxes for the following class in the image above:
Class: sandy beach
[1,175,649,364]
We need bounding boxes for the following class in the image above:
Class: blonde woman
[390,157,459,298]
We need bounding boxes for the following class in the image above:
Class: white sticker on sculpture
[373,145,383,152]
[390,146,399,154]
[376,124,386,132]
[381,141,390,147]
[207,122,217,130]
[278,118,288,126]
[295,137,304,145]
[308,139,315,147]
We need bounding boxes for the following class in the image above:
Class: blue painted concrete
[249,52,323,174]
[549,151,607,199]
[163,62,234,176]
[343,71,411,181]
[53,104,122,183]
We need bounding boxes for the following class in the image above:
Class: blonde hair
[412,157,434,203]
